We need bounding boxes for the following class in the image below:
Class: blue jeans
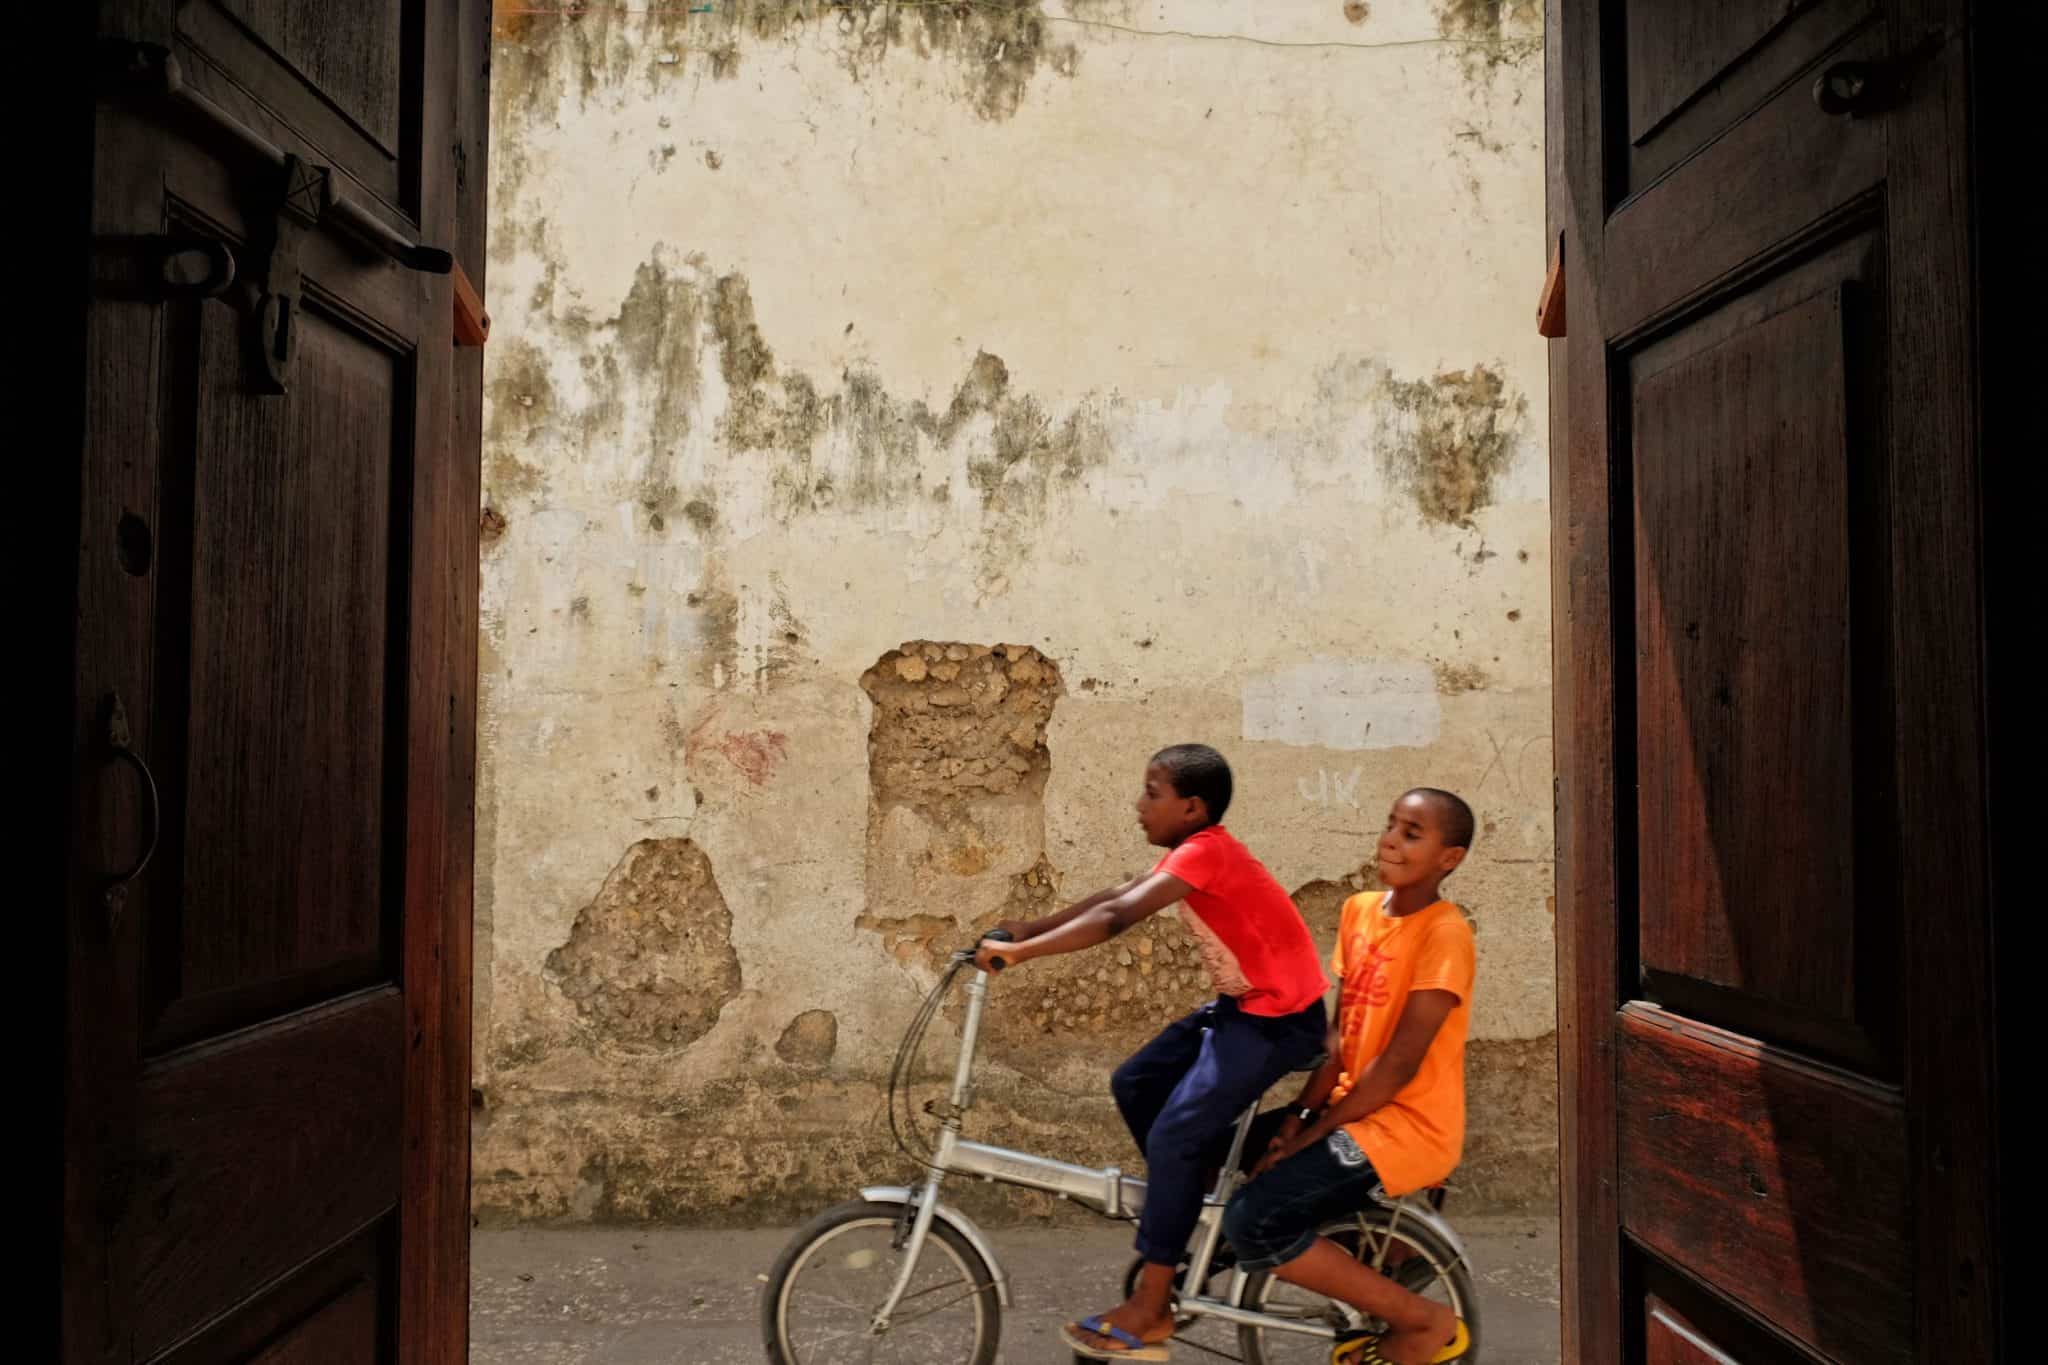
[1111,997,1328,1267]
[1222,1126,1382,1271]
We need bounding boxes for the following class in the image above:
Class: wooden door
[67,2,487,1360]
[1548,0,1998,1361]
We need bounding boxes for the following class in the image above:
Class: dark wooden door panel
[132,990,403,1357]
[1627,230,1898,1069]
[1635,291,1856,1015]
[144,290,412,1053]
[1619,1007,1908,1364]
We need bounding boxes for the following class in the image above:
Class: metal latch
[100,40,453,393]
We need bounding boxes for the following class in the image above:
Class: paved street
[473,1217,1559,1363]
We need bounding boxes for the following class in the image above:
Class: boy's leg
[1110,1005,1211,1154]
[1223,1139,1458,1365]
[1069,1004,1303,1353]
[1132,1006,1296,1265]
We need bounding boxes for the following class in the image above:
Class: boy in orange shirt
[1221,788,1478,1365]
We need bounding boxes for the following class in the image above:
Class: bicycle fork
[869,968,992,1334]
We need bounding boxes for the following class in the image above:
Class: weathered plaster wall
[475,0,1553,1226]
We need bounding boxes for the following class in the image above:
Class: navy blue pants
[1111,996,1328,1267]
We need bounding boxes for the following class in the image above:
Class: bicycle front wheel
[760,1199,1002,1365]
[1236,1209,1480,1365]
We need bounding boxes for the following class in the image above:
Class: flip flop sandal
[1063,1315,1171,1361]
[1331,1319,1471,1364]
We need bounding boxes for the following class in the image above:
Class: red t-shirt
[1152,826,1328,1016]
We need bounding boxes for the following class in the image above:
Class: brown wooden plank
[132,990,403,1357]
[1536,231,1565,338]
[1885,4,1997,1356]
[1549,2,1621,1359]
[1618,1004,1908,1363]
[395,2,481,1361]
[452,260,489,346]
[1632,290,1856,1024]
[1603,21,1887,343]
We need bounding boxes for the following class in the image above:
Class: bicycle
[761,934,1481,1363]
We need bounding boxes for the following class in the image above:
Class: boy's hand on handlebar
[973,938,1016,973]
[993,918,1034,942]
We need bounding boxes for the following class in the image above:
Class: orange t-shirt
[1328,891,1476,1196]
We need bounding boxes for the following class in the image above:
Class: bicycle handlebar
[979,927,1013,972]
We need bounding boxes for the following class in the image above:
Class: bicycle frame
[867,961,1473,1342]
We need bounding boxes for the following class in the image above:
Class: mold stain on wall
[493,0,1087,123]
[1375,363,1529,527]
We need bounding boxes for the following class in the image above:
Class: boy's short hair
[1151,743,1233,824]
[1404,787,1477,849]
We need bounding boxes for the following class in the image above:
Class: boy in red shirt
[974,743,1328,1360]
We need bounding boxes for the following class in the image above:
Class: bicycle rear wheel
[761,1199,1002,1365]
[1236,1210,1480,1364]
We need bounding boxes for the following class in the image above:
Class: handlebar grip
[981,927,1012,972]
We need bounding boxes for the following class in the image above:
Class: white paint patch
[1240,659,1441,751]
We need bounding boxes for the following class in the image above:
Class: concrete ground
[472,1218,1558,1364]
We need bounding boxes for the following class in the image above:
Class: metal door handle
[102,693,160,928]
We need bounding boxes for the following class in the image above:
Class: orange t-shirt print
[1328,891,1476,1197]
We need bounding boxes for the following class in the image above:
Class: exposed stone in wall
[471,1075,1153,1228]
[856,643,1064,972]
[1375,364,1529,527]
[544,839,742,1052]
[861,641,1062,816]
[775,1010,840,1067]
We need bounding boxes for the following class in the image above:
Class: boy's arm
[997,875,1145,943]
[974,872,1192,970]
[1261,988,1459,1168]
